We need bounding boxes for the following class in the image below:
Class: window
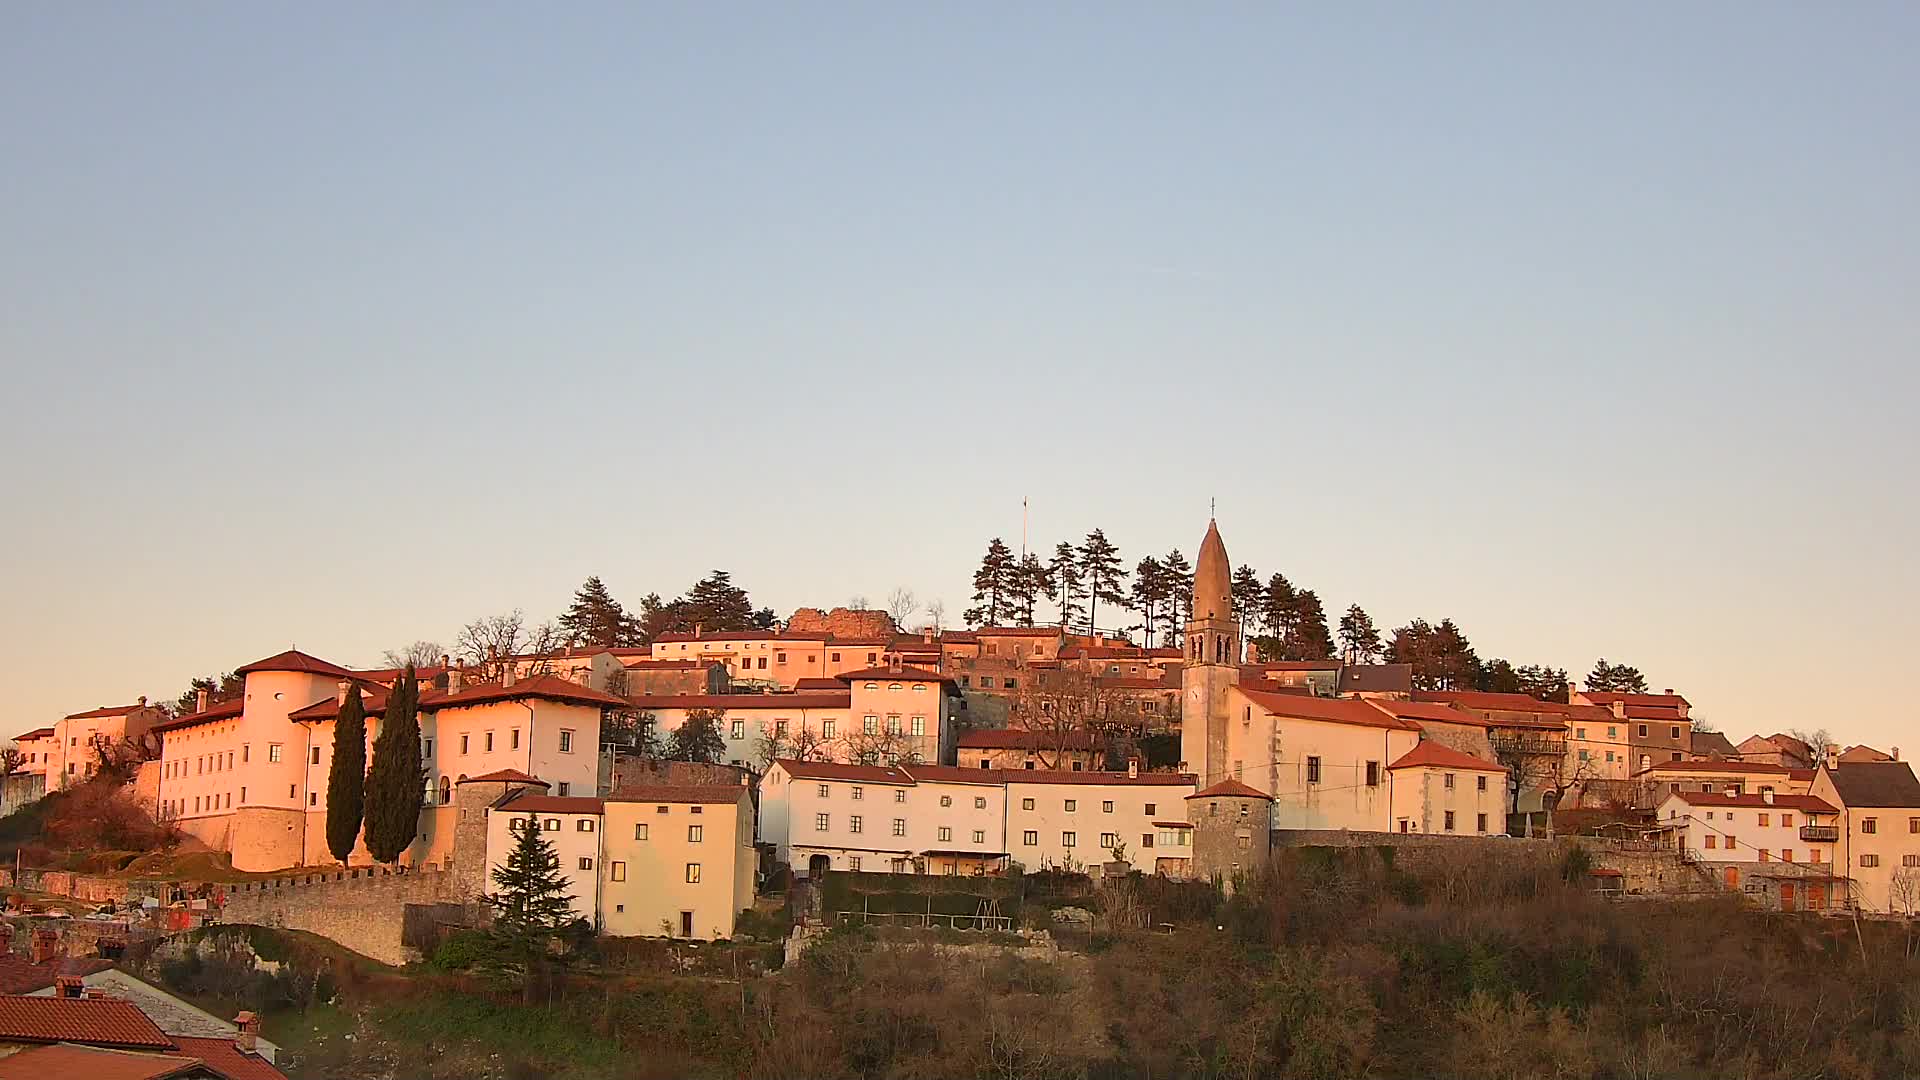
[938,826,952,842]
[1141,833,1154,848]
[268,744,282,763]
[940,795,952,807]
[1608,727,1617,738]
[1062,831,1077,847]
[1444,811,1456,832]
[815,813,830,831]
[1023,830,1038,846]
[1705,835,1717,849]
[1911,817,1919,834]
[1306,757,1321,784]
[611,862,626,882]
[1021,798,1035,811]
[1782,813,1794,827]
[423,738,433,758]
[1578,749,1591,762]
[893,790,906,804]
[544,818,560,831]
[577,819,595,832]
[1365,761,1380,787]
[688,824,703,842]
[731,720,746,740]
[1144,803,1156,816]
[911,716,925,737]
[558,730,574,753]
[1101,832,1118,849]
[240,786,245,801]
[1863,818,1878,834]
[309,792,318,806]
[460,734,470,754]
[635,823,649,840]
[511,729,520,749]
[973,829,985,843]
[1003,678,1018,689]
[850,815,862,834]
[1065,799,1077,812]
[886,715,901,735]
[974,797,987,809]
[1575,728,1586,740]
[822,720,836,739]
[1444,773,1456,790]
[850,786,863,801]
[557,782,570,796]
[288,784,296,798]
[775,720,788,737]
[1671,726,1681,739]
[686,863,702,883]
[1810,849,1824,863]
[1906,855,1920,867]
[979,677,995,689]
[310,746,322,765]
[578,857,593,870]
[849,856,862,871]
[776,651,787,664]
[864,716,879,735]
[1782,849,1794,862]
[1476,813,1487,833]
[818,784,831,798]
[1638,724,1648,738]
[892,818,906,836]
[1859,854,1880,868]
[485,732,494,752]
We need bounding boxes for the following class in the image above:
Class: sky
[2,5,1915,749]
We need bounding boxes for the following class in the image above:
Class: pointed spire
[1192,519,1232,622]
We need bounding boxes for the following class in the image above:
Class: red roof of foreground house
[456,769,548,786]
[899,764,1013,785]
[1366,700,1484,727]
[424,675,627,711]
[1238,688,1420,732]
[287,682,393,722]
[1581,691,1690,708]
[956,729,1101,751]
[1004,770,1195,787]
[1388,742,1508,773]
[1244,660,1342,673]
[0,994,174,1049]
[1640,759,1801,775]
[792,678,845,691]
[1666,791,1838,813]
[233,650,353,678]
[626,692,851,711]
[0,955,115,995]
[62,704,151,720]
[1187,779,1273,801]
[0,1044,208,1080]
[11,727,55,742]
[499,793,606,815]
[606,784,748,806]
[148,699,245,735]
[168,1036,289,1080]
[773,759,913,784]
[653,630,832,643]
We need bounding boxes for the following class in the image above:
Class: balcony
[1799,824,1840,843]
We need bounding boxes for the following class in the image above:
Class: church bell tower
[1180,519,1240,786]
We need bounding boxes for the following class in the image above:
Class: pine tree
[1288,590,1335,660]
[965,538,1016,627]
[1387,619,1480,691]
[1129,556,1169,646]
[1048,542,1083,629]
[1009,554,1051,627]
[363,666,424,863]
[481,815,578,998]
[1587,659,1649,694]
[667,710,728,763]
[324,684,368,863]
[1078,530,1126,635]
[1338,605,1383,664]
[558,575,642,647]
[1161,549,1193,644]
[1230,566,1263,631]
[681,571,757,632]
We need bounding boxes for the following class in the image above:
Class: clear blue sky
[3,6,1915,748]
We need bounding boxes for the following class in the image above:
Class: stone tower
[1187,779,1274,892]
[1180,519,1240,787]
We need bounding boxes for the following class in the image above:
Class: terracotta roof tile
[168,1036,289,1080]
[1238,688,1421,731]
[424,675,627,711]
[1582,691,1691,708]
[0,994,174,1049]
[456,769,548,786]
[772,759,912,784]
[12,728,55,742]
[1666,791,1837,813]
[148,700,245,735]
[0,956,115,995]
[898,764,1013,785]
[834,665,954,685]
[498,794,606,815]
[1823,761,1920,808]
[653,631,833,643]
[1388,742,1508,773]
[1187,779,1273,801]
[233,650,353,678]
[1003,770,1195,787]
[626,692,850,711]
[0,1044,209,1080]
[972,627,1064,638]
[1641,760,1800,775]
[605,784,748,806]
[61,704,150,720]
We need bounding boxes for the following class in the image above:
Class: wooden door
[1723,866,1740,890]
[1779,882,1796,911]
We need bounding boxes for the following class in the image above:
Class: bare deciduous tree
[1790,728,1836,766]
[923,599,947,633]
[455,610,568,682]
[841,724,921,767]
[886,587,918,629]
[756,722,834,769]
[1005,668,1135,770]
[381,640,445,670]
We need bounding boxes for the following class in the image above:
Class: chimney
[502,665,517,689]
[1566,681,1577,701]
[1127,759,1139,779]
[31,928,59,965]
[1610,701,1627,719]
[447,669,464,695]
[1827,745,1840,770]
[888,654,903,674]
[136,696,147,707]
[440,653,451,672]
[1893,746,1900,761]
[233,1011,260,1053]
[196,689,209,713]
[1763,789,1774,804]
[922,629,934,644]
[336,680,350,706]
[1724,785,1739,799]
[1663,688,1675,697]
[83,987,111,1000]
[54,975,84,998]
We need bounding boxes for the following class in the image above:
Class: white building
[1657,789,1842,893]
[1004,769,1196,874]
[485,792,606,928]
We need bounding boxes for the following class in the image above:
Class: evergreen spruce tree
[1048,542,1084,629]
[363,665,424,863]
[1587,659,1649,694]
[965,538,1016,627]
[481,815,578,998]
[1338,605,1383,664]
[324,684,368,863]
[681,570,757,632]
[1288,589,1336,660]
[558,575,642,647]
[667,710,728,763]
[1009,554,1051,627]
[1230,565,1264,632]
[1161,548,1193,644]
[1077,529,1126,635]
[1129,556,1169,645]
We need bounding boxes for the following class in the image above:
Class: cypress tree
[363,665,424,864]
[324,684,368,863]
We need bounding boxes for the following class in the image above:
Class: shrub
[429,931,502,972]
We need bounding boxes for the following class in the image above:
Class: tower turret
[1180,518,1241,785]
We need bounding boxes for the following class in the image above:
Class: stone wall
[786,607,897,640]
[218,867,458,966]
[0,773,45,816]
[1272,828,1562,876]
[607,758,753,793]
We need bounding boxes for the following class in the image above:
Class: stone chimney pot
[1763,789,1774,804]
[447,670,464,695]
[336,681,350,705]
[196,689,209,713]
[137,696,147,707]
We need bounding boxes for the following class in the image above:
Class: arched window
[439,776,451,804]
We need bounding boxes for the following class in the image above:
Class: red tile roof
[625,693,850,711]
[1365,700,1484,726]
[287,682,392,722]
[148,700,245,734]
[61,704,150,720]
[1622,705,1685,720]
[653,631,832,643]
[1003,770,1195,787]
[772,759,913,784]
[1238,688,1421,731]
[973,627,1064,638]
[1666,791,1838,813]
[1640,759,1801,775]
[1187,779,1273,801]
[1244,661,1342,673]
[0,1044,208,1080]
[498,793,606,815]
[0,994,174,1049]
[792,678,845,691]
[457,769,548,786]
[1581,691,1690,708]
[233,650,353,678]
[424,675,628,711]
[835,665,954,685]
[168,1036,289,1080]
[11,728,55,742]
[956,729,1101,751]
[606,784,748,806]
[0,956,115,994]
[899,764,1013,785]
[1388,742,1508,773]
